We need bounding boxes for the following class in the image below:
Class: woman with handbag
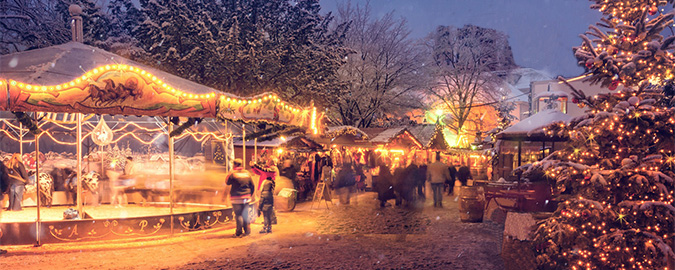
[6,153,28,211]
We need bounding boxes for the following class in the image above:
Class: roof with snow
[497,109,572,141]
[324,126,369,140]
[506,68,554,90]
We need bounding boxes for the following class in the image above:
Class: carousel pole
[34,120,41,247]
[242,124,246,168]
[168,118,175,235]
[77,113,83,218]
[19,123,23,156]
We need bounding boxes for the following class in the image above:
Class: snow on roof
[508,68,554,90]
[369,127,407,143]
[0,42,216,95]
[498,109,572,138]
[407,124,436,146]
[324,125,369,140]
[533,90,568,100]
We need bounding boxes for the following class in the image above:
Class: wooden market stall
[485,109,572,213]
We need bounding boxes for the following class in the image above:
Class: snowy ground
[0,192,504,270]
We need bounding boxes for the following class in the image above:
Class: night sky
[319,0,602,77]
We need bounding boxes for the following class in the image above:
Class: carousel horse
[63,170,100,205]
[25,171,54,207]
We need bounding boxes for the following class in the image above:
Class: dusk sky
[319,0,603,78]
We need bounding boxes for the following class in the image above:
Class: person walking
[333,162,356,205]
[227,159,255,237]
[426,153,451,208]
[374,161,395,207]
[457,164,473,187]
[258,176,275,234]
[447,164,457,195]
[6,153,28,211]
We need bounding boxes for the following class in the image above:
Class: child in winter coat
[259,176,275,233]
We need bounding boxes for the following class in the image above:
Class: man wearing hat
[227,158,255,237]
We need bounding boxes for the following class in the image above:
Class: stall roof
[324,126,369,140]
[497,109,572,141]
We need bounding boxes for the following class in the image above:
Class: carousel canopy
[0,42,315,129]
[497,109,572,141]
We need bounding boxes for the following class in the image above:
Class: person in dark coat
[227,159,255,237]
[393,159,415,207]
[333,163,356,205]
[457,165,473,186]
[447,164,457,195]
[258,176,275,233]
[374,163,395,207]
[6,153,28,211]
[411,159,427,201]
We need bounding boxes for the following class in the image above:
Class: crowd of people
[371,152,473,209]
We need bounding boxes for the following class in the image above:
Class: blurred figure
[227,158,255,237]
[393,158,414,207]
[457,164,473,187]
[409,158,426,201]
[426,152,451,208]
[447,163,457,195]
[0,158,7,254]
[6,153,28,211]
[333,162,356,205]
[374,160,395,208]
[258,176,275,234]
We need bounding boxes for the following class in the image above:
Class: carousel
[0,16,317,245]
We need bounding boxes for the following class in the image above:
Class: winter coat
[457,166,473,185]
[374,165,395,201]
[426,161,450,184]
[227,167,255,204]
[259,178,275,211]
[334,166,356,189]
[0,162,8,193]
[7,162,28,186]
[448,166,457,183]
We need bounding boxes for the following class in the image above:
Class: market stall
[485,109,572,213]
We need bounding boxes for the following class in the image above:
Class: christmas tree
[531,1,675,269]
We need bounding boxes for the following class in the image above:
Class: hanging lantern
[92,117,113,146]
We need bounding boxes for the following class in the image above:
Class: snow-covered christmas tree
[532,0,675,269]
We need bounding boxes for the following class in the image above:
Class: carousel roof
[497,109,572,141]
[0,42,216,95]
[0,42,315,128]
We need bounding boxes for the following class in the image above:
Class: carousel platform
[0,201,245,246]
[0,204,227,223]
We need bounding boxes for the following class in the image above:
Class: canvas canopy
[0,42,315,128]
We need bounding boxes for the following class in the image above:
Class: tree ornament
[608,80,619,91]
[572,97,579,104]
[585,59,594,69]
[649,6,658,16]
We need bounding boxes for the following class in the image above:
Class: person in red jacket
[227,159,255,237]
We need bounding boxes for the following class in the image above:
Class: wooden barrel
[459,186,485,223]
